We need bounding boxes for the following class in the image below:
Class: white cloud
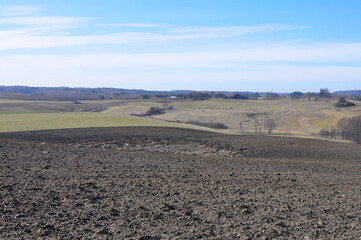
[0,16,88,28]
[2,43,358,66]
[0,23,309,51]
[169,24,309,38]
[0,5,40,16]
[0,5,359,90]
[100,23,169,28]
[1,51,361,89]
[0,6,308,51]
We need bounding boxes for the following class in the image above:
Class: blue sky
[0,0,361,92]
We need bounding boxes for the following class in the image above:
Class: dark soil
[1,127,361,239]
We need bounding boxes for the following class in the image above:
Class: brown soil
[1,127,361,239]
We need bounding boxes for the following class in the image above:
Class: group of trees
[337,116,361,143]
[188,92,255,101]
[138,88,355,102]
[289,88,331,101]
[320,116,361,144]
[265,92,279,100]
[319,88,332,98]
[252,118,276,133]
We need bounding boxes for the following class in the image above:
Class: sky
[0,0,361,92]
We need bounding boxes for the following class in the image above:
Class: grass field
[105,98,361,135]
[0,112,226,133]
[0,98,360,135]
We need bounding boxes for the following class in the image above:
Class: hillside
[0,97,360,137]
[334,90,361,96]
[105,98,361,136]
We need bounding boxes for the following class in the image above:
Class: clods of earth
[1,127,361,239]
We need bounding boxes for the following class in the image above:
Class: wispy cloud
[0,5,308,51]
[1,53,361,90]
[100,23,169,28]
[2,5,358,91]
[0,23,308,51]
[1,43,361,88]
[0,5,40,16]
[169,24,309,38]
[0,16,88,28]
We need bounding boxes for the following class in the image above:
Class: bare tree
[337,116,361,143]
[253,119,260,133]
[319,88,331,98]
[348,116,361,144]
[264,118,276,133]
[305,92,313,102]
[330,126,337,139]
[259,118,264,133]
[265,92,279,100]
[337,117,348,139]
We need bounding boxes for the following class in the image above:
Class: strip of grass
[310,110,361,128]
[0,112,224,133]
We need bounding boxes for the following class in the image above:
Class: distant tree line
[4,85,361,102]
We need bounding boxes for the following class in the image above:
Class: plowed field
[1,127,361,239]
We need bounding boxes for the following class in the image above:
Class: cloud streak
[1,46,361,90]
[100,23,169,28]
[0,5,40,16]
[169,24,309,38]
[0,16,89,28]
[0,5,308,51]
[1,53,360,91]
[0,5,358,91]
[0,23,308,51]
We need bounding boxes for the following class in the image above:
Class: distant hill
[1,85,359,101]
[0,85,267,99]
[0,86,170,95]
[334,90,361,96]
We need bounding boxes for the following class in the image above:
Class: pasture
[0,97,360,136]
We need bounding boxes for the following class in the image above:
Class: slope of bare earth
[1,127,361,239]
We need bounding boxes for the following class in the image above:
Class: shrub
[319,128,330,138]
[334,97,356,108]
[190,92,211,100]
[290,91,304,99]
[184,121,228,129]
[231,93,249,100]
[143,107,165,116]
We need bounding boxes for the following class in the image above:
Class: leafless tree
[265,92,279,100]
[305,92,313,102]
[348,116,361,144]
[253,119,261,133]
[337,117,348,139]
[330,126,337,139]
[264,118,276,133]
[319,88,331,98]
[337,116,361,143]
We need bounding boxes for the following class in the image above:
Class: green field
[105,98,361,135]
[0,98,360,135]
[0,112,227,133]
